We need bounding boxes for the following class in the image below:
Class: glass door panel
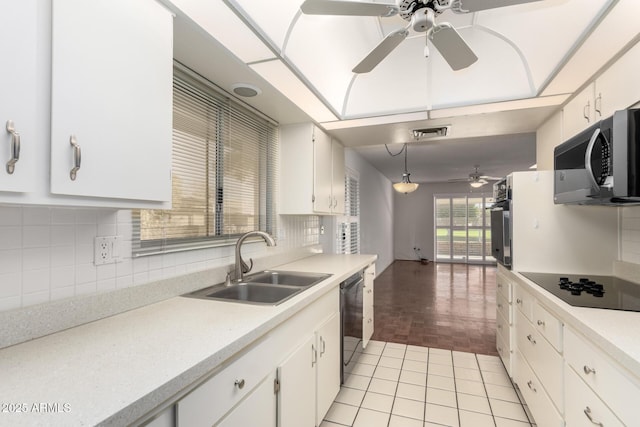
[436,228,451,260]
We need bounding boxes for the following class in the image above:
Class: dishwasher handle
[341,275,364,291]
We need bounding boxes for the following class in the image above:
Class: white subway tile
[51,208,76,224]
[51,246,75,268]
[133,257,149,274]
[23,207,50,225]
[97,278,117,293]
[76,243,95,265]
[96,209,118,225]
[133,271,149,285]
[51,285,75,302]
[0,226,21,249]
[117,209,132,223]
[23,225,51,248]
[22,268,50,294]
[97,224,117,237]
[148,269,163,282]
[0,206,22,226]
[97,263,116,281]
[0,272,21,298]
[0,295,21,311]
[51,225,76,247]
[117,221,133,239]
[22,247,49,271]
[75,209,97,224]
[116,275,133,289]
[75,225,97,246]
[116,260,133,277]
[75,263,97,284]
[76,281,97,296]
[148,255,163,271]
[51,265,75,289]
[22,291,50,307]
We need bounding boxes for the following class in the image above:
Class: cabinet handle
[5,120,20,175]
[516,298,522,305]
[312,344,317,367]
[69,135,81,181]
[498,324,502,330]
[584,406,604,426]
[537,320,545,327]
[583,365,597,375]
[527,380,537,393]
[583,101,591,123]
[234,379,245,389]
[527,334,536,345]
[498,303,503,309]
[595,93,602,117]
[320,337,326,356]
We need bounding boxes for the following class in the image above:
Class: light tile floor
[322,341,536,427]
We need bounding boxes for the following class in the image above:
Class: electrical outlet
[94,236,121,266]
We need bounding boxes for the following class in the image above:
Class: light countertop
[0,254,376,427]
[512,269,640,378]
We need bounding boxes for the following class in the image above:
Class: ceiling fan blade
[429,24,478,71]
[300,0,399,17]
[480,176,502,180]
[453,0,543,13]
[353,28,409,73]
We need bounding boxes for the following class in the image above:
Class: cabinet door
[316,313,341,425]
[217,370,277,427]
[595,41,640,119]
[313,127,333,214]
[50,0,172,203]
[0,0,38,193]
[562,82,595,140]
[331,140,345,215]
[278,334,316,427]
[363,265,375,348]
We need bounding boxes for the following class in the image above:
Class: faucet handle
[225,272,233,287]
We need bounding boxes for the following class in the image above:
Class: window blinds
[337,170,360,254]
[134,65,278,255]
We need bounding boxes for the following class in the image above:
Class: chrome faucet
[234,231,276,283]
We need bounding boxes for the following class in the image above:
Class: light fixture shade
[470,181,484,188]
[393,181,419,194]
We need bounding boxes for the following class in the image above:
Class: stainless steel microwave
[554,108,640,205]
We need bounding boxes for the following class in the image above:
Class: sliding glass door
[435,194,495,264]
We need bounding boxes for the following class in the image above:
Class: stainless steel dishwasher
[340,270,364,383]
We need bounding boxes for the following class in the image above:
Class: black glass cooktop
[520,272,640,312]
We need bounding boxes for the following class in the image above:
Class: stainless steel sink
[184,271,332,305]
[244,270,332,287]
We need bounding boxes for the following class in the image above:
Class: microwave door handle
[584,128,602,194]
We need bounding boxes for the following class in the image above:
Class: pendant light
[388,143,419,194]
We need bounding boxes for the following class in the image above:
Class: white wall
[335,149,394,274]
[0,206,319,312]
[393,181,491,261]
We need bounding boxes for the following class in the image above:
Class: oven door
[490,206,511,268]
[554,120,612,204]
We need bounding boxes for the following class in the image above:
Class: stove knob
[592,284,604,291]
[579,278,590,283]
[571,289,582,296]
[592,291,605,298]
[560,277,569,283]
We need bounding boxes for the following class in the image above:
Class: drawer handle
[527,380,537,393]
[516,298,522,305]
[527,334,537,345]
[498,303,503,309]
[584,406,604,426]
[69,135,81,181]
[497,324,502,330]
[5,120,20,174]
[537,320,545,327]
[320,337,326,356]
[498,283,503,288]
[583,365,597,375]
[312,344,317,367]
[234,379,245,390]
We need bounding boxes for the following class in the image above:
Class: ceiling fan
[448,165,502,187]
[300,0,543,73]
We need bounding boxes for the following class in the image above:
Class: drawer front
[496,271,512,302]
[496,326,511,377]
[177,334,275,427]
[513,350,563,427]
[565,363,624,427]
[515,310,563,409]
[532,302,562,352]
[513,283,533,321]
[496,292,511,325]
[565,327,640,426]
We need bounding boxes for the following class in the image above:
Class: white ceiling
[164,0,640,185]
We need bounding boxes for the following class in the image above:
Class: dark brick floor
[371,260,498,356]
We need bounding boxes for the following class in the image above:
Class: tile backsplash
[621,206,640,264]
[0,206,319,312]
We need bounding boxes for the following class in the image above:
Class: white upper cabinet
[0,0,38,193]
[280,123,345,215]
[50,0,173,203]
[0,0,173,208]
[562,40,640,141]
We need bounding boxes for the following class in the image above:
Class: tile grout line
[475,352,499,427]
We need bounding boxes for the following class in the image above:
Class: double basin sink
[186,270,332,305]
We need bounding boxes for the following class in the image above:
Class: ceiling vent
[412,126,449,139]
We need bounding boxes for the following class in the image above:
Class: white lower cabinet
[217,371,277,427]
[564,364,623,427]
[175,287,341,427]
[496,266,514,376]
[363,264,375,348]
